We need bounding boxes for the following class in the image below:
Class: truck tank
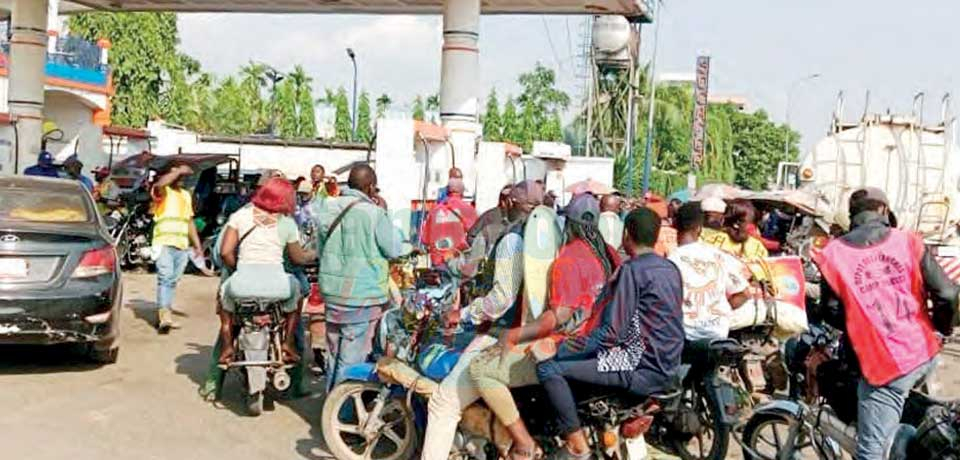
[797,92,960,243]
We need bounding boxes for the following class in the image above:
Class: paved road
[4,273,960,460]
[0,274,332,460]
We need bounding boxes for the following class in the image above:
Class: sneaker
[157,309,181,333]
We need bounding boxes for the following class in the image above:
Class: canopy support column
[8,0,49,173]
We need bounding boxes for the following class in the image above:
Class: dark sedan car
[0,176,121,363]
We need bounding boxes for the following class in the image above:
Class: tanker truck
[780,92,960,250]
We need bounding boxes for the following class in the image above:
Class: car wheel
[88,345,120,364]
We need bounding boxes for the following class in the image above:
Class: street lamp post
[784,73,821,159]
[264,65,284,137]
[347,48,358,141]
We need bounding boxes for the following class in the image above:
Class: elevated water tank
[592,16,634,68]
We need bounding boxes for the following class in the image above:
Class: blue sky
[177,0,959,152]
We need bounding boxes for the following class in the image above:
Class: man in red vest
[814,187,958,460]
[421,177,478,267]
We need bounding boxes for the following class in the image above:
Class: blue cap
[38,151,53,166]
[565,192,601,226]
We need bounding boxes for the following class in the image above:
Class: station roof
[61,0,653,19]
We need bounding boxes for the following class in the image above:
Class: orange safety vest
[813,229,940,385]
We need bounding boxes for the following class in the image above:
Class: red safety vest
[814,229,940,385]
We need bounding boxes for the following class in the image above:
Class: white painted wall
[42,90,103,167]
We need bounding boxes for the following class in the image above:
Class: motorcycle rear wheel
[321,382,417,460]
[669,389,730,460]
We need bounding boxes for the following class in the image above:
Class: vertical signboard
[691,55,711,170]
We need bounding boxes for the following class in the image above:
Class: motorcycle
[104,192,153,270]
[320,262,745,460]
[740,324,952,460]
[220,297,295,416]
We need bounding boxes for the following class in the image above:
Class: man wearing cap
[421,176,478,267]
[813,187,958,460]
[421,179,544,460]
[63,154,94,192]
[467,192,619,459]
[700,196,727,239]
[468,183,513,257]
[23,151,59,178]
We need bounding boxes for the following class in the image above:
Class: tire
[87,344,119,365]
[247,391,264,417]
[321,382,418,460]
[670,387,730,460]
[741,412,811,460]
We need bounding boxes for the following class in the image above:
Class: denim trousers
[856,357,936,460]
[536,357,668,435]
[325,315,379,390]
[156,246,190,310]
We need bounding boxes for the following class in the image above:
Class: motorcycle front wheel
[669,388,730,460]
[741,412,818,460]
[321,382,417,460]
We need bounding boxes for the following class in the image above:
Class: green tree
[274,78,299,138]
[210,76,252,135]
[514,63,570,151]
[333,87,352,141]
[289,65,316,138]
[239,62,269,133]
[68,12,192,127]
[425,94,440,122]
[540,112,564,143]
[412,96,426,122]
[501,98,521,145]
[376,94,392,119]
[182,72,215,133]
[356,92,373,143]
[729,109,800,190]
[483,89,502,141]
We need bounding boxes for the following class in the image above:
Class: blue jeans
[537,356,669,435]
[856,358,936,460]
[156,246,190,310]
[325,307,381,390]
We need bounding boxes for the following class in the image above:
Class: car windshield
[0,189,93,223]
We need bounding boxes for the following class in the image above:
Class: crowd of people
[77,155,957,460]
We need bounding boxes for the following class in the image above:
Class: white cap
[702,196,727,214]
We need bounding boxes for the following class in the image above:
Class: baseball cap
[565,193,601,226]
[510,179,545,205]
[851,187,889,206]
[702,196,727,214]
[37,151,53,166]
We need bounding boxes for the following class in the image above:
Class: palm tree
[240,62,269,132]
[376,94,392,119]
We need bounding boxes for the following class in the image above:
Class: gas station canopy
[62,0,653,18]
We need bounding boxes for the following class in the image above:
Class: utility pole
[641,3,662,195]
[347,48,358,141]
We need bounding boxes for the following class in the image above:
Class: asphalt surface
[0,274,332,460]
[3,273,960,460]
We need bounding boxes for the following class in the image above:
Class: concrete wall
[42,90,102,167]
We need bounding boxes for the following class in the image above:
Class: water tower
[582,15,641,159]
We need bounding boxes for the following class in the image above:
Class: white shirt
[669,241,750,341]
[226,205,300,266]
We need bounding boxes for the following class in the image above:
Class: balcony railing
[0,21,110,88]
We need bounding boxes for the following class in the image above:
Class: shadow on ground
[125,298,159,329]
[0,344,103,375]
